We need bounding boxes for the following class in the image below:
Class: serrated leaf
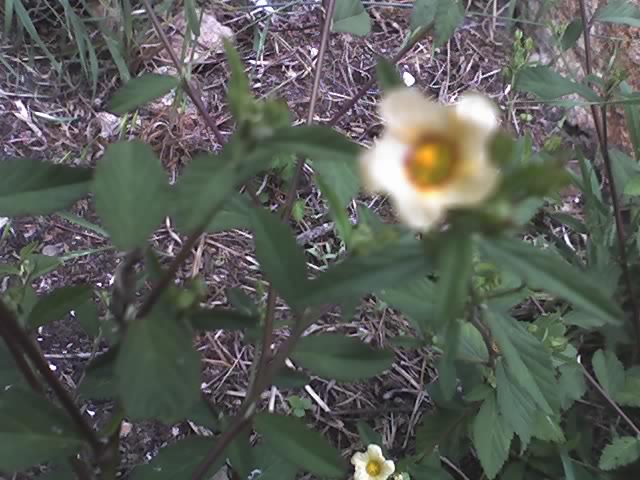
[291,334,394,381]
[479,236,622,325]
[27,285,93,328]
[378,277,437,334]
[592,349,625,397]
[415,408,470,457]
[616,366,640,407]
[532,412,565,443]
[253,413,346,478]
[433,233,472,329]
[557,363,587,410]
[0,159,91,216]
[116,307,201,420]
[561,19,583,51]
[496,361,536,449]
[599,436,640,470]
[472,393,513,479]
[515,66,600,102]
[189,308,258,331]
[376,56,403,92]
[108,74,180,114]
[224,40,252,121]
[332,0,371,36]
[0,388,86,471]
[93,141,169,250]
[252,207,308,306]
[129,437,227,479]
[300,240,428,307]
[485,311,558,413]
[594,0,640,27]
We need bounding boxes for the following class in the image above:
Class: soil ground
[0,0,594,478]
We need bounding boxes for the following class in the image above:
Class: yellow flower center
[366,460,382,476]
[405,138,457,191]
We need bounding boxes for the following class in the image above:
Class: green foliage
[253,442,298,480]
[593,0,640,27]
[410,0,465,45]
[0,388,86,471]
[253,413,346,478]
[189,308,258,331]
[496,361,537,449]
[415,408,471,457]
[115,307,201,420]
[592,349,625,397]
[0,159,92,216]
[472,392,514,479]
[0,342,24,390]
[107,74,181,115]
[332,0,372,36]
[291,334,394,381]
[599,437,640,471]
[560,19,583,51]
[376,56,404,92]
[93,141,170,250]
[515,66,600,102]
[287,395,313,417]
[27,285,93,328]
[129,437,228,479]
[252,207,308,306]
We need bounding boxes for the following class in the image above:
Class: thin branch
[0,300,103,454]
[141,0,225,146]
[582,365,640,437]
[577,0,640,355]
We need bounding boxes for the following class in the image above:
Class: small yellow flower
[351,444,395,480]
[360,88,500,232]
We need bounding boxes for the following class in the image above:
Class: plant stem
[0,300,103,454]
[582,365,640,437]
[140,0,225,146]
[577,0,640,357]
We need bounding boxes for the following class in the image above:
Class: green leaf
[432,0,464,46]
[376,56,403,92]
[599,436,640,471]
[300,241,428,306]
[267,126,359,165]
[515,66,600,102]
[189,308,258,331]
[415,408,470,457]
[616,366,640,407]
[204,193,253,233]
[313,158,360,208]
[496,361,536,449]
[621,82,640,160]
[356,421,383,449]
[485,311,558,413]
[0,159,91,216]
[93,141,169,250]
[273,368,310,389]
[224,40,252,121]
[252,207,308,306]
[0,388,86,471]
[592,349,625,397]
[479,235,622,325]
[410,0,437,31]
[557,363,587,410]
[108,74,180,114]
[457,321,489,364]
[79,348,117,400]
[184,0,200,36]
[253,442,298,480]
[315,173,353,244]
[378,277,437,334]
[561,19,583,51]
[472,393,513,480]
[27,285,93,328]
[37,463,75,480]
[0,341,24,390]
[129,437,228,479]
[594,0,640,27]
[74,297,100,337]
[624,176,640,196]
[291,334,394,381]
[433,233,472,329]
[253,413,346,478]
[116,307,201,420]
[332,0,371,36]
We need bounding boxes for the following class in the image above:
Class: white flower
[360,88,501,232]
[351,444,395,480]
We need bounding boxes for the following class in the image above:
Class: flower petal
[366,444,384,460]
[453,93,500,140]
[380,88,449,143]
[359,136,411,194]
[380,460,396,479]
[351,451,368,467]
[438,153,499,207]
[393,193,445,232]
